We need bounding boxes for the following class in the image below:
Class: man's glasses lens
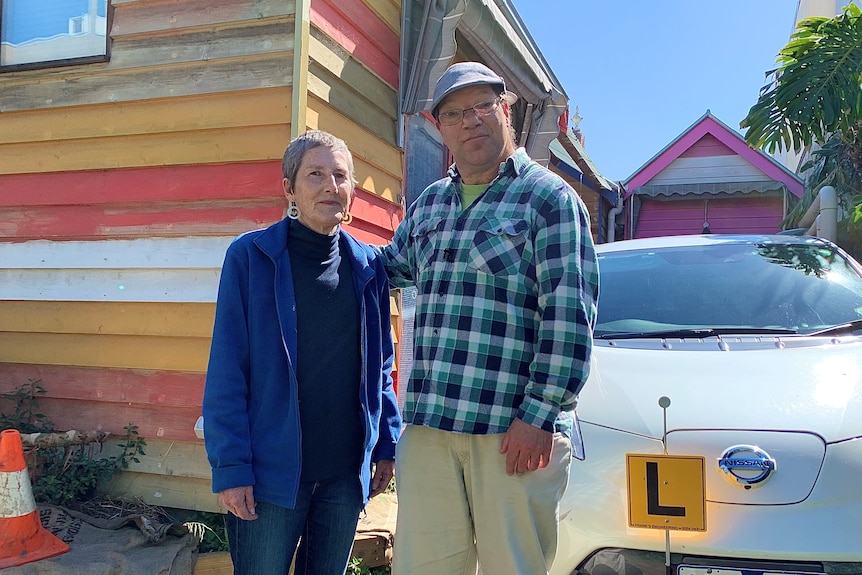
[438,98,500,125]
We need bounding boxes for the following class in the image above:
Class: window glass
[595,241,862,335]
[404,113,447,208]
[1,0,109,68]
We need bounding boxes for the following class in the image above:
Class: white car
[552,234,862,575]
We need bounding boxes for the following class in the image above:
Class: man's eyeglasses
[437,97,501,126]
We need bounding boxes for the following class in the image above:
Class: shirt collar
[447,147,530,182]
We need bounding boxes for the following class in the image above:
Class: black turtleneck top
[287,221,363,481]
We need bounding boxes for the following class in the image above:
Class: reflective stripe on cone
[0,429,70,569]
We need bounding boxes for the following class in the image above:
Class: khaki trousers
[392,424,571,575]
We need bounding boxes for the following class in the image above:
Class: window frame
[0,0,113,73]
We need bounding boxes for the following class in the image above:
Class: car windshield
[595,240,862,338]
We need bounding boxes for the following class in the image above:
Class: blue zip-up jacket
[203,218,402,508]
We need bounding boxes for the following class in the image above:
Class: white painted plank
[0,268,221,302]
[0,236,234,269]
[650,155,771,185]
[0,236,237,302]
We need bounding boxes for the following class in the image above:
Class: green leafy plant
[0,378,54,433]
[115,423,147,470]
[1,379,147,506]
[183,511,229,553]
[32,423,147,506]
[347,557,391,575]
[347,557,372,575]
[181,513,392,572]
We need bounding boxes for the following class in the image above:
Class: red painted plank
[344,219,393,244]
[0,363,205,408]
[3,196,395,242]
[0,164,401,243]
[0,201,285,241]
[311,0,399,88]
[37,397,200,442]
[350,188,401,233]
[0,162,284,207]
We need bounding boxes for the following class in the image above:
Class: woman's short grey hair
[281,130,357,187]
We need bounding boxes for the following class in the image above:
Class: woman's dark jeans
[226,474,363,575]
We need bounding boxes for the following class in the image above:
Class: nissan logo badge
[718,444,776,485]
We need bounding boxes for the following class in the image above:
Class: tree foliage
[741,4,862,259]
[741,3,862,154]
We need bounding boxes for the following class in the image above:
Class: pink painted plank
[680,134,735,158]
[634,196,784,238]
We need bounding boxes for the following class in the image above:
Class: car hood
[580,336,862,443]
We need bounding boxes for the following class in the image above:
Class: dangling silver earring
[287,202,300,220]
[342,212,353,225]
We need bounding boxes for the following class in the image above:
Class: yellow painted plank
[112,0,295,38]
[112,18,294,68]
[353,157,402,204]
[0,124,291,175]
[0,301,215,338]
[108,472,222,513]
[194,553,233,575]
[0,332,210,372]
[307,21,398,134]
[0,123,397,203]
[307,60,397,146]
[0,89,291,145]
[364,0,401,35]
[307,97,402,203]
[307,96,401,178]
[100,438,211,480]
[1,55,292,113]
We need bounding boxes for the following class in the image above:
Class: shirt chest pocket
[409,216,444,271]
[467,218,529,276]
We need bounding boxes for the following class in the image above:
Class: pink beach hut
[621,111,803,239]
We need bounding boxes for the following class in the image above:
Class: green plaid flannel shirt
[382,149,598,434]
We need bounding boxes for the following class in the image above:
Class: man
[382,62,599,575]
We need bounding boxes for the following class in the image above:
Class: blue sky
[509,1,799,182]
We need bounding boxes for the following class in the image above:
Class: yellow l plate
[626,453,706,531]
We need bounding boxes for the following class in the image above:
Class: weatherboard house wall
[0,0,579,515]
[622,112,804,240]
[0,0,403,513]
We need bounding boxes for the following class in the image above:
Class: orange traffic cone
[0,428,70,569]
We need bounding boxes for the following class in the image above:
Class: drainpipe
[291,0,310,138]
[817,185,838,242]
[800,185,838,242]
[607,192,624,243]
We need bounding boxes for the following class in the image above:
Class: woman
[202,130,401,574]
